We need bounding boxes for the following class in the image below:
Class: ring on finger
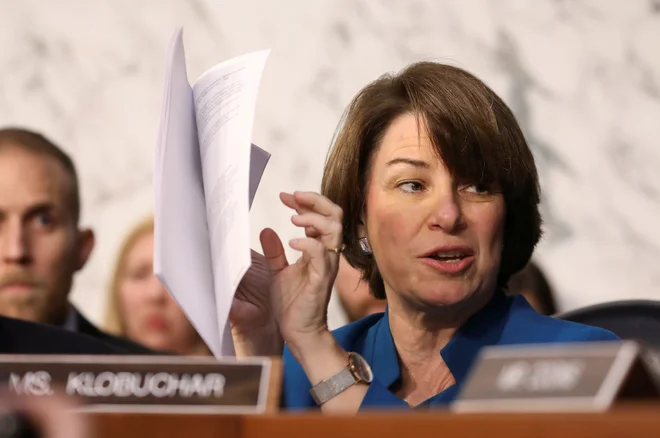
[327,243,346,254]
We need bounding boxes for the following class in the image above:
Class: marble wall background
[1,0,659,329]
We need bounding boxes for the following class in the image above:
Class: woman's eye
[398,181,425,193]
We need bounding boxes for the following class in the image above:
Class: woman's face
[117,231,200,354]
[362,113,506,315]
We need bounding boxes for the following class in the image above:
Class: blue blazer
[281,291,619,410]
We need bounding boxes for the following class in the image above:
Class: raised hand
[230,191,344,358]
[264,191,344,347]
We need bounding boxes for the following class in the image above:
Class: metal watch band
[309,367,358,405]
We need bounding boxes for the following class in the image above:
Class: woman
[105,217,210,356]
[231,62,618,411]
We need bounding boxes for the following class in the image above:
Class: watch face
[350,353,374,383]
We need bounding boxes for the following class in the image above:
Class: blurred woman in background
[104,216,210,356]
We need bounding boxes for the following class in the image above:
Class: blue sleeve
[280,315,384,410]
[281,346,409,411]
[281,345,316,410]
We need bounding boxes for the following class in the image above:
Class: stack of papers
[153,27,271,357]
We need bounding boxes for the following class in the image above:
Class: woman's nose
[427,190,464,233]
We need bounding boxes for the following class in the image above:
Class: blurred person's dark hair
[0,128,80,223]
[506,261,557,315]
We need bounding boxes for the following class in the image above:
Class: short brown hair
[322,62,542,299]
[0,127,81,223]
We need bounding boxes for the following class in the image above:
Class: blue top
[281,291,619,410]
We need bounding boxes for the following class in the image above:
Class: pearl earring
[358,237,372,255]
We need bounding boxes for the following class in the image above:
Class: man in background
[0,127,151,353]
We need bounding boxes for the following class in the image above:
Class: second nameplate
[452,341,659,413]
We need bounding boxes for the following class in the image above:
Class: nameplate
[0,355,281,414]
[452,341,659,413]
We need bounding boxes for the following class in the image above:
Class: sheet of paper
[192,49,270,356]
[153,28,222,356]
[154,27,271,357]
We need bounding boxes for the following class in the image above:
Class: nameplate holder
[452,341,659,413]
[0,355,281,414]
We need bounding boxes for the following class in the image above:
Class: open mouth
[426,251,470,263]
[421,247,474,274]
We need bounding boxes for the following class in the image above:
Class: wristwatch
[309,352,373,405]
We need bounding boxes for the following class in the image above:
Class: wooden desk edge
[85,403,660,438]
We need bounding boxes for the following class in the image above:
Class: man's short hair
[0,127,81,223]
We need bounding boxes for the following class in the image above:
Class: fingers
[289,237,332,277]
[293,191,343,220]
[281,193,319,237]
[280,192,312,217]
[280,191,343,221]
[279,192,302,211]
[259,228,289,274]
[291,213,342,248]
[282,191,344,244]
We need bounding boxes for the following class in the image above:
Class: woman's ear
[356,217,373,255]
